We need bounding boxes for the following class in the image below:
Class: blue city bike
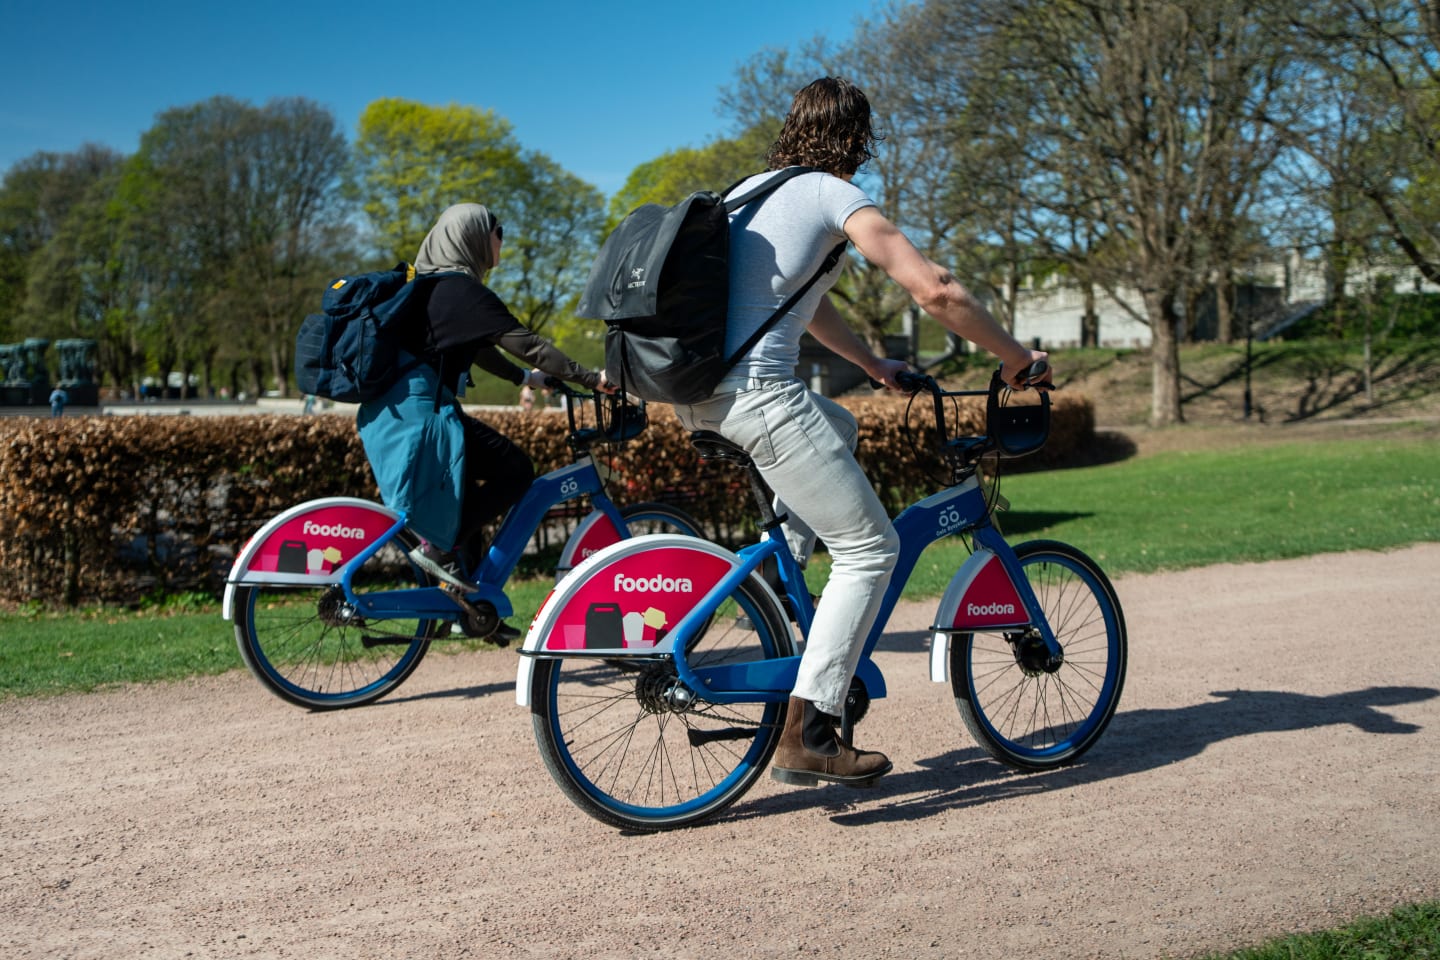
[224,382,702,710]
[515,364,1127,830]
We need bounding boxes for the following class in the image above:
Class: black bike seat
[690,431,751,465]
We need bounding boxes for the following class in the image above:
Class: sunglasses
[494,222,504,242]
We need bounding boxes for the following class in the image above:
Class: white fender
[516,534,782,707]
[222,497,401,620]
[929,548,997,682]
[554,508,622,577]
[929,546,1034,682]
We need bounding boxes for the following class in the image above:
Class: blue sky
[2,0,880,198]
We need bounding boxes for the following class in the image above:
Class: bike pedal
[439,585,504,641]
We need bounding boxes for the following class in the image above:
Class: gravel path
[3,544,1438,960]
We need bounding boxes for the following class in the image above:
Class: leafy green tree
[351,99,529,264]
[1274,0,1440,287]
[23,165,141,391]
[121,95,352,396]
[951,0,1288,425]
[0,145,122,343]
[351,98,606,348]
[604,124,778,232]
[496,150,604,339]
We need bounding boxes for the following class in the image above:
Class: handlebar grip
[871,370,933,393]
[895,370,934,394]
[1023,359,1049,386]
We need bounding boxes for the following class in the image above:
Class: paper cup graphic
[622,611,650,648]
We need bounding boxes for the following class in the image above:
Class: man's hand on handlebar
[1000,351,1053,391]
[867,357,917,393]
[596,370,619,395]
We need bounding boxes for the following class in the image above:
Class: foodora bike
[514,364,1127,830]
[224,382,702,710]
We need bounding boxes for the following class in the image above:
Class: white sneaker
[408,543,477,592]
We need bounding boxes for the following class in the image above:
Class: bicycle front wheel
[618,501,706,539]
[531,574,793,831]
[234,528,440,709]
[950,539,1127,769]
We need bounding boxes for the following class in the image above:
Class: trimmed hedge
[0,390,1092,607]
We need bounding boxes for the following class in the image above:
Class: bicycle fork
[885,482,1064,684]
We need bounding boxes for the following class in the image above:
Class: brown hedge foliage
[0,415,377,607]
[0,390,1092,607]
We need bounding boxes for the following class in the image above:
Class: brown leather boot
[771,696,892,787]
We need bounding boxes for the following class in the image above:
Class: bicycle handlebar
[894,363,1052,471]
[540,376,649,448]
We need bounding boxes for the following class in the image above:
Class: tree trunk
[1081,283,1099,348]
[1145,290,1184,426]
[1216,269,1235,343]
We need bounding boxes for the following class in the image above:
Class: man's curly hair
[766,77,882,176]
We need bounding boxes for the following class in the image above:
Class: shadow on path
[724,684,1438,828]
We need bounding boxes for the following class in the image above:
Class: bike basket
[986,388,1050,457]
[598,395,649,443]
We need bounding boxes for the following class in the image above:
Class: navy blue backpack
[294,263,441,404]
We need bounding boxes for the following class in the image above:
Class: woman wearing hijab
[357,203,612,609]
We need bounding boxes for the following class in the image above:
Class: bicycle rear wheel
[950,539,1126,769]
[234,528,440,709]
[531,574,793,831]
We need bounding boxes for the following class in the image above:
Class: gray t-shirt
[723,170,875,380]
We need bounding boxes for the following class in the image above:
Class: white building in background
[802,250,1436,395]
[1008,251,1438,349]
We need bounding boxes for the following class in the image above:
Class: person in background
[357,203,613,633]
[49,386,68,418]
[672,77,1051,789]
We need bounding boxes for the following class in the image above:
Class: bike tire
[531,574,793,831]
[950,539,1126,769]
[234,528,439,710]
[618,502,706,539]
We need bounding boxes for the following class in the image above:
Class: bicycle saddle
[690,430,751,465]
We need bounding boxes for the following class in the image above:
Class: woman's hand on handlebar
[1000,351,1053,390]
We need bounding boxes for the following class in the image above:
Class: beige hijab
[413,203,498,279]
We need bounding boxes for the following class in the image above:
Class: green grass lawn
[1195,901,1440,960]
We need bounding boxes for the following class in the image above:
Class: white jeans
[675,377,900,716]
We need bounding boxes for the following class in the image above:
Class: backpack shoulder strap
[721,166,820,213]
[724,239,849,366]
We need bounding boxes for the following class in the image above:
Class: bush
[0,390,1093,607]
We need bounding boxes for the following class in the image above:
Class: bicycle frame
[514,473,1061,707]
[225,452,630,627]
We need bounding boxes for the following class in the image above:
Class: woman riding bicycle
[358,203,614,602]
[671,77,1050,788]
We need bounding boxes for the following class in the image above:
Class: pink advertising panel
[950,552,1030,630]
[542,545,734,653]
[557,511,624,570]
[239,501,397,580]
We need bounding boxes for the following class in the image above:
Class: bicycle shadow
[725,685,1438,828]
[377,679,515,705]
[874,627,943,655]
